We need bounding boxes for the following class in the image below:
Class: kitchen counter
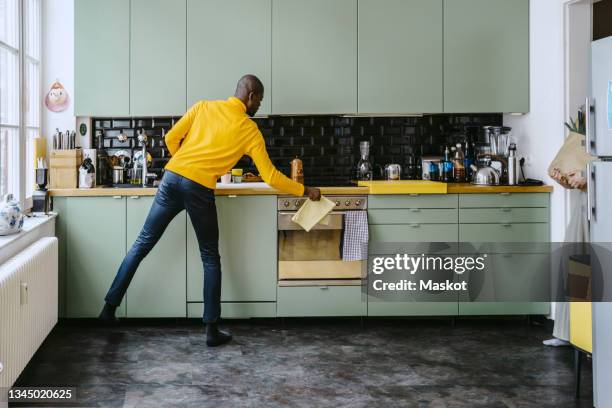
[49,182,552,197]
[49,183,370,197]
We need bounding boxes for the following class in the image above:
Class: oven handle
[277,212,346,231]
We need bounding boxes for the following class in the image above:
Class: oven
[277,196,367,282]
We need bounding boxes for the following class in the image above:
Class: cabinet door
[272,0,357,114]
[126,196,186,317]
[443,0,529,113]
[187,0,272,114]
[458,253,550,315]
[187,195,277,302]
[358,0,443,113]
[75,0,129,116]
[66,197,126,318]
[130,0,187,116]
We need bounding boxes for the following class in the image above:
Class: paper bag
[548,132,596,177]
[291,196,336,232]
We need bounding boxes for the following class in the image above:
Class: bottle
[464,140,475,182]
[356,141,374,181]
[290,156,304,184]
[453,143,466,182]
[441,146,454,182]
[508,143,518,185]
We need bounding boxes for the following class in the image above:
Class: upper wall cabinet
[75,0,130,117]
[443,0,529,113]
[187,0,272,114]
[130,0,187,116]
[272,0,357,114]
[358,0,443,114]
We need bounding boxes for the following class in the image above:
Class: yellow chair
[568,255,592,399]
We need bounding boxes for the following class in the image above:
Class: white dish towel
[342,211,368,261]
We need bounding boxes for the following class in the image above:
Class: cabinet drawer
[459,193,549,208]
[187,302,276,319]
[459,223,549,243]
[368,301,457,317]
[370,224,458,243]
[368,194,458,209]
[369,208,457,224]
[459,208,548,223]
[277,286,366,317]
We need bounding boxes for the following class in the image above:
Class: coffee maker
[32,164,50,215]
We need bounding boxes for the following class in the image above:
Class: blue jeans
[104,170,221,323]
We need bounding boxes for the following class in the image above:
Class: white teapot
[0,194,25,236]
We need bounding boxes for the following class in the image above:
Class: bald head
[235,75,264,116]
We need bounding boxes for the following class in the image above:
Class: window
[0,0,41,204]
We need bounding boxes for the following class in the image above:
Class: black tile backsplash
[93,114,502,186]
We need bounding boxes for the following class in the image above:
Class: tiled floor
[13,318,593,407]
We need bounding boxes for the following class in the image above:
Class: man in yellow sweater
[100,75,321,346]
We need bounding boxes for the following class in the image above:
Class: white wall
[504,0,575,242]
[41,0,75,151]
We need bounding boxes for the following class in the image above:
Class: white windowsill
[0,213,57,265]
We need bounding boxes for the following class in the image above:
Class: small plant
[564,108,585,135]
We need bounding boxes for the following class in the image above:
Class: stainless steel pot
[470,164,500,185]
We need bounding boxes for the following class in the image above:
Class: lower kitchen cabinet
[125,196,187,317]
[187,302,276,319]
[187,195,277,309]
[458,253,551,316]
[277,285,366,317]
[457,193,551,316]
[62,196,127,318]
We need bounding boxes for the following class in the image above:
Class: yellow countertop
[49,182,552,197]
[358,180,448,194]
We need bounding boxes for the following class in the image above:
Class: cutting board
[357,180,448,194]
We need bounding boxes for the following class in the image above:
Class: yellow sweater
[164,97,304,197]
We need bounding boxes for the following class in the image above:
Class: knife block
[50,149,82,189]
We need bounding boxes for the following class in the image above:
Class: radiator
[0,237,58,388]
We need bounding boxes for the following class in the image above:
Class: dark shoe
[98,302,119,326]
[206,323,232,347]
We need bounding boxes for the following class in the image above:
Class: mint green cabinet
[358,0,443,113]
[277,285,366,317]
[272,0,357,114]
[367,194,458,316]
[458,192,550,315]
[75,0,129,116]
[64,197,127,318]
[125,197,186,317]
[187,0,271,114]
[53,198,68,317]
[458,254,550,315]
[443,0,529,113]
[187,196,277,308]
[130,0,186,116]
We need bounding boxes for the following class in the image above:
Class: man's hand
[304,186,321,201]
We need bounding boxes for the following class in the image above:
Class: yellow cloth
[164,97,304,196]
[291,196,336,232]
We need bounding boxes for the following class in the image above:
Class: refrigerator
[588,35,612,408]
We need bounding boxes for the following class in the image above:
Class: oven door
[277,212,364,280]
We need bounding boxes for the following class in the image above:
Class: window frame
[0,0,42,209]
